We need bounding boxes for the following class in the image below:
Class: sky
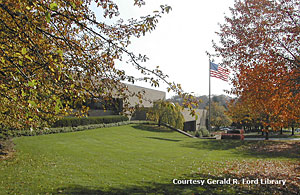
[96,0,236,98]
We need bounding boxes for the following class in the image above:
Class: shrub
[52,115,129,127]
[195,130,202,138]
[200,128,209,137]
[0,133,5,140]
[227,129,244,134]
[0,120,131,139]
[221,134,244,140]
[0,130,14,139]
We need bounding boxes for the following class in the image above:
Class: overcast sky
[96,0,236,98]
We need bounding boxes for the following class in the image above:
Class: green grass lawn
[0,124,299,194]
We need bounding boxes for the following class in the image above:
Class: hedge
[227,129,244,134]
[52,115,129,127]
[221,134,244,140]
[0,121,131,139]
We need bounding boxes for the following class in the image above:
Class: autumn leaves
[213,0,299,130]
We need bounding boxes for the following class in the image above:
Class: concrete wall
[182,109,207,131]
[87,84,166,118]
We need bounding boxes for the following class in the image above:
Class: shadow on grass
[44,176,241,195]
[182,140,245,151]
[182,140,300,159]
[47,184,216,195]
[46,171,299,195]
[131,124,173,133]
[146,137,181,142]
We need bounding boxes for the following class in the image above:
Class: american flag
[210,62,230,82]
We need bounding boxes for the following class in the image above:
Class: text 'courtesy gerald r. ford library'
[172,178,287,185]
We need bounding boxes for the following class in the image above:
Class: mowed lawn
[0,124,299,194]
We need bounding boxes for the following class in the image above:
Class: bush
[227,129,244,134]
[200,128,209,137]
[195,130,202,138]
[1,121,131,139]
[0,130,14,139]
[221,134,244,140]
[52,115,129,127]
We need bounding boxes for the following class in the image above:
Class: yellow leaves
[1,57,5,64]
[18,60,23,66]
[48,65,55,72]
[21,48,27,55]
[25,55,33,62]
[56,49,63,57]
[0,0,187,131]
[71,2,76,10]
[21,90,26,97]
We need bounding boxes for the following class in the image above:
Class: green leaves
[0,0,193,132]
[45,12,51,23]
[55,98,62,114]
[147,100,184,129]
[28,100,37,107]
[28,80,37,88]
[50,3,58,11]
[71,2,76,10]
[56,49,63,56]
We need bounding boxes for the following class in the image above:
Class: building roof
[125,83,166,108]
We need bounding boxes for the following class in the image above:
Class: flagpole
[208,60,211,132]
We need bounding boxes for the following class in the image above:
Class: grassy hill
[0,124,299,194]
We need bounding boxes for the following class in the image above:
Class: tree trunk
[292,126,295,136]
[265,131,269,140]
[280,127,283,135]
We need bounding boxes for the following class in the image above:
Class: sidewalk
[245,138,300,141]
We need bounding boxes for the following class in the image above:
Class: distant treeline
[167,95,231,109]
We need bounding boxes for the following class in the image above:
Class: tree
[207,102,232,130]
[212,0,300,131]
[147,100,184,129]
[0,0,198,130]
[212,95,231,109]
[167,95,231,109]
[227,98,263,132]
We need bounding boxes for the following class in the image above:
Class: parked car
[220,127,231,131]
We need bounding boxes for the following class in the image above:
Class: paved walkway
[163,123,196,138]
[245,138,300,141]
